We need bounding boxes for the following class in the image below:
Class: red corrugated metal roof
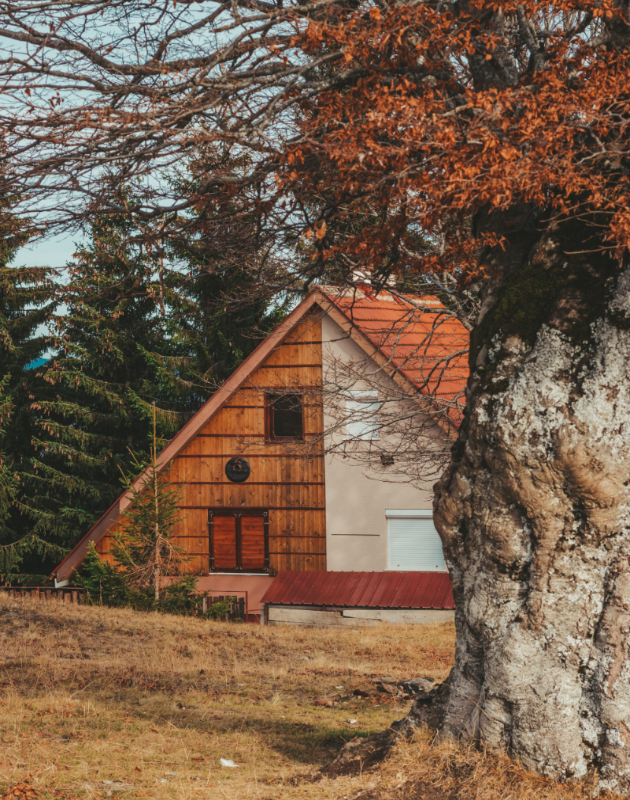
[261,571,454,609]
[320,286,468,426]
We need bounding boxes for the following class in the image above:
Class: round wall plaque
[225,456,251,483]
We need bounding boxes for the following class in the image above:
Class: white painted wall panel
[322,313,441,571]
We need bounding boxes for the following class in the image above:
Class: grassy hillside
[0,595,608,800]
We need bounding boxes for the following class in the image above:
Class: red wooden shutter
[240,516,266,570]
[213,516,237,569]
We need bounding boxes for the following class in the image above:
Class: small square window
[346,390,380,440]
[267,393,303,440]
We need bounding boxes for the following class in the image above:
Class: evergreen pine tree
[76,542,130,607]
[167,147,289,390]
[0,199,62,582]
[6,164,289,581]
[169,255,287,390]
[112,404,187,600]
[17,213,191,573]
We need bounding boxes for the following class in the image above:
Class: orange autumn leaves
[281,0,630,277]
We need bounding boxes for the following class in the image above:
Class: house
[52,282,469,622]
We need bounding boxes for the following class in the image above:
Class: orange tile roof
[319,285,469,427]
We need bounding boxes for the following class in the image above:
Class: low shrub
[75,543,231,619]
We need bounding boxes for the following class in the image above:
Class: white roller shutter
[387,511,445,571]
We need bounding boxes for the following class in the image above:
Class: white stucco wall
[322,314,437,571]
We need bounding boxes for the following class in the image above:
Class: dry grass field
[0,594,614,800]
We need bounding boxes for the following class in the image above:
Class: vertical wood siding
[96,313,326,573]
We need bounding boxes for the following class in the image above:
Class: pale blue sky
[14,233,81,272]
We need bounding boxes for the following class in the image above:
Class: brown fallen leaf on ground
[3,782,38,800]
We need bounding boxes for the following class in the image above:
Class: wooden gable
[95,312,326,575]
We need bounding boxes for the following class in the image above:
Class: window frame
[207,508,270,574]
[265,392,304,442]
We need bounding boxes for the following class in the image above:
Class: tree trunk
[155,554,160,602]
[433,213,630,792]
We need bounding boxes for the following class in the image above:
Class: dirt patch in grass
[1,594,618,800]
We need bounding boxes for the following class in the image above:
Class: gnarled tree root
[322,681,450,776]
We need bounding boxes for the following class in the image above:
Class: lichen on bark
[431,216,630,793]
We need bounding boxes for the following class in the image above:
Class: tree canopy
[0,2,626,283]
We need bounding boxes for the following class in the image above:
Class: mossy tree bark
[433,210,630,792]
